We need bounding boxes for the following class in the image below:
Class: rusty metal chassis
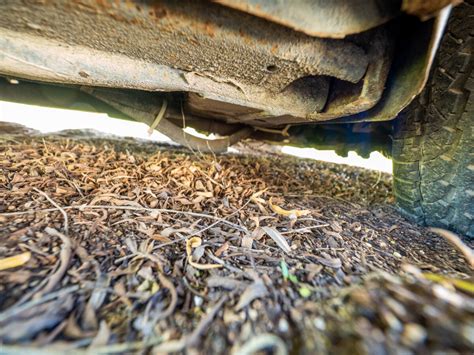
[0,0,447,133]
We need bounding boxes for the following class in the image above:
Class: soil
[0,126,473,354]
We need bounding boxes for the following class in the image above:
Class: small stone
[195,180,205,191]
[248,308,258,321]
[278,318,289,333]
[328,237,339,248]
[193,296,203,307]
[393,252,402,258]
[313,317,326,331]
[401,323,427,346]
[223,309,240,324]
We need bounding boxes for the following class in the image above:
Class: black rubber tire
[392,1,474,238]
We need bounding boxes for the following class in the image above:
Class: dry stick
[153,196,255,250]
[370,170,383,189]
[188,196,253,237]
[1,205,248,233]
[0,285,79,323]
[36,227,73,298]
[186,295,228,348]
[429,227,474,269]
[153,273,178,321]
[237,333,288,355]
[151,297,229,353]
[33,187,69,234]
[280,224,330,235]
[0,337,164,355]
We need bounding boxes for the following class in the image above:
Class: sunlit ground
[0,100,392,174]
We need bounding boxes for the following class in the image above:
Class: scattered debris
[0,133,472,353]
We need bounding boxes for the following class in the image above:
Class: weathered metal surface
[331,7,451,123]
[215,0,401,38]
[402,0,459,19]
[0,27,334,119]
[83,87,254,153]
[0,0,375,121]
[318,29,393,119]
[198,27,393,126]
[185,74,330,124]
[0,0,367,86]
[0,0,439,127]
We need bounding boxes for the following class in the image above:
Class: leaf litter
[0,130,473,354]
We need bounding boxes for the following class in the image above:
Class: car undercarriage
[0,0,450,151]
[0,0,472,237]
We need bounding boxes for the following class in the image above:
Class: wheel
[392,1,474,238]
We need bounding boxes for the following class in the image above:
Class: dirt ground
[0,126,473,354]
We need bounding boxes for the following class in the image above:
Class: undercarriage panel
[0,0,396,125]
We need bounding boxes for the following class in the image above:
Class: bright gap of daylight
[0,100,392,174]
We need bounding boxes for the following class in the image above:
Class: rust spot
[149,6,168,20]
[204,22,216,38]
[95,0,110,9]
[188,35,199,45]
[124,0,135,10]
[237,28,252,45]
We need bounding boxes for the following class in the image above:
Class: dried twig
[2,135,472,353]
[1,205,248,233]
[154,273,178,321]
[62,336,164,354]
[152,195,256,250]
[186,296,228,347]
[0,285,80,323]
[33,188,69,234]
[280,224,329,234]
[236,333,287,355]
[36,227,73,298]
[429,227,474,269]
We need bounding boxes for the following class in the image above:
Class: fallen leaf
[299,286,312,298]
[0,251,31,271]
[207,276,246,290]
[269,198,310,218]
[186,237,222,270]
[161,227,194,238]
[88,320,111,348]
[0,294,74,342]
[196,191,213,198]
[261,226,291,254]
[241,234,254,249]
[235,280,268,310]
[422,273,474,294]
[150,234,172,243]
[315,255,342,268]
[215,241,229,257]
